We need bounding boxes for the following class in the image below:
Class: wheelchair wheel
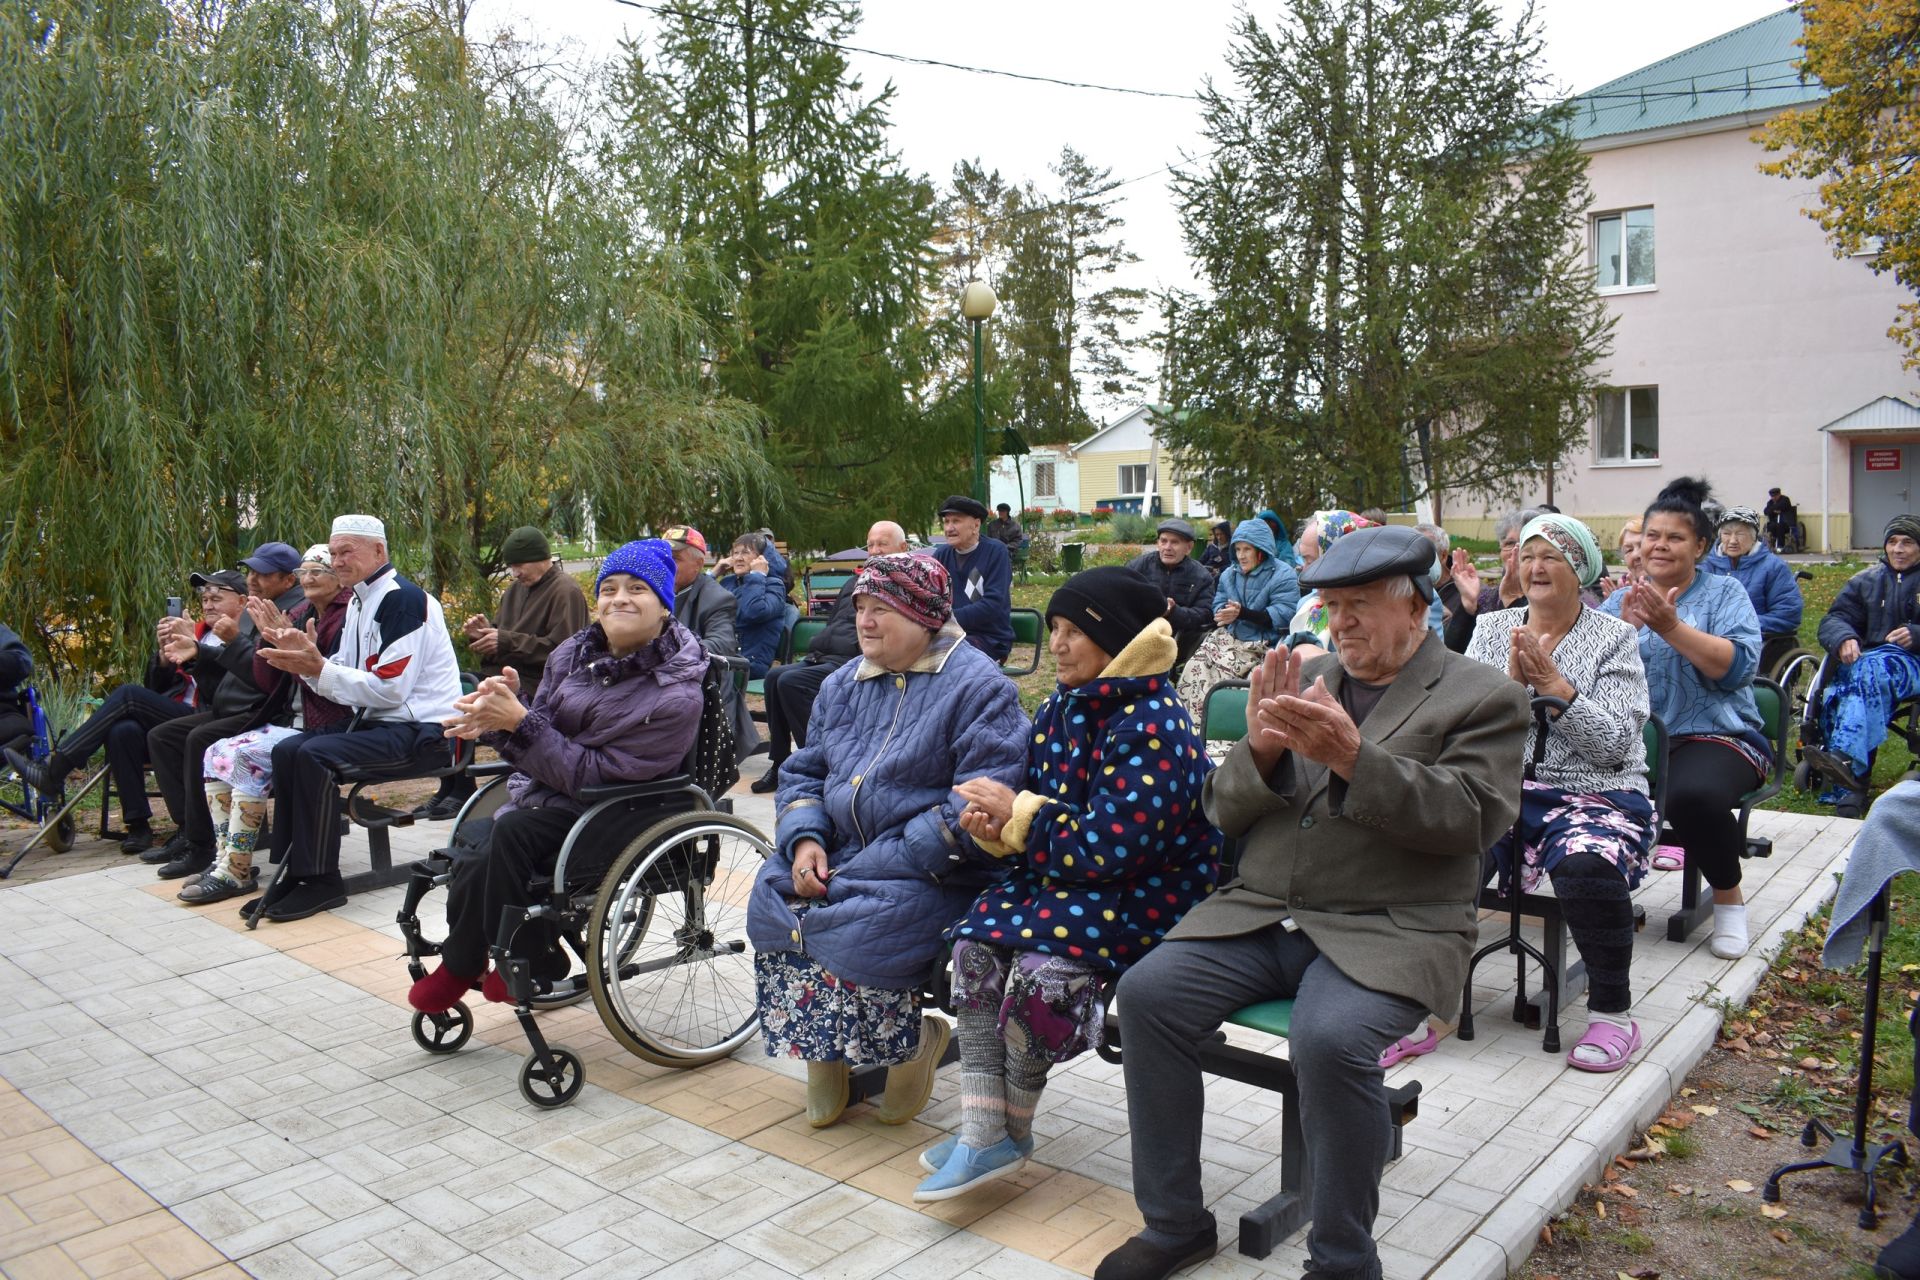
[411,1002,473,1054]
[41,812,75,855]
[519,1045,585,1108]
[587,810,772,1067]
[1776,650,1821,742]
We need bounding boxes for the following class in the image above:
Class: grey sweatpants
[1113,925,1425,1280]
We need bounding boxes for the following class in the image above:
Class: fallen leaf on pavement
[1749,1126,1775,1139]
[1680,1087,1697,1097]
[1772,1228,1794,1243]
[1799,1056,1823,1069]
[1728,1179,1756,1193]
[1760,1203,1788,1219]
[1690,1104,1719,1116]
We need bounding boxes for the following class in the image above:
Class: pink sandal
[1380,1026,1439,1068]
[1566,1019,1641,1073]
[1650,845,1685,872]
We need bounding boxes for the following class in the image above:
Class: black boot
[118,822,156,855]
[1879,1211,1920,1280]
[141,830,190,865]
[4,746,67,798]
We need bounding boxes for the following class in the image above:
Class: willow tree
[0,0,772,679]
[1159,0,1613,519]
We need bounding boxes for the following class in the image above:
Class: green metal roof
[1566,6,1827,143]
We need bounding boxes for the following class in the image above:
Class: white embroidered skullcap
[331,514,386,541]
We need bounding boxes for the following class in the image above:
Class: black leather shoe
[262,872,348,922]
[119,824,156,855]
[158,849,215,880]
[4,746,65,798]
[140,831,190,865]
[750,768,779,794]
[409,794,464,822]
[1093,1230,1218,1280]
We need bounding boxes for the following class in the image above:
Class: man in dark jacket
[0,621,31,750]
[985,503,1025,549]
[146,555,298,876]
[666,524,757,761]
[752,520,909,793]
[930,495,1014,663]
[1808,516,1920,814]
[1125,518,1216,669]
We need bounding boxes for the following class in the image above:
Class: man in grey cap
[1125,518,1216,670]
[1096,525,1530,1280]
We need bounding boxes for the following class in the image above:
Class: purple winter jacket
[484,618,707,818]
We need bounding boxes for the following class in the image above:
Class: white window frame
[1593,206,1657,294]
[1594,386,1661,465]
[1117,463,1150,495]
[1032,460,1057,502]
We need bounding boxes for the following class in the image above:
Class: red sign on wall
[1866,448,1903,472]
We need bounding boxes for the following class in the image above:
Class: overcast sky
[482,0,1791,389]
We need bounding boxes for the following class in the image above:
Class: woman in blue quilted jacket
[746,554,1027,1130]
[913,566,1221,1202]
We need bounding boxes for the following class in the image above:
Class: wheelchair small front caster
[411,1002,473,1054]
[519,1046,585,1108]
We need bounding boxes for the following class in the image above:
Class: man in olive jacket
[1097,526,1528,1280]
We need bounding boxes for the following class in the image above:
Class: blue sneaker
[917,1131,1033,1174]
[913,1136,1030,1202]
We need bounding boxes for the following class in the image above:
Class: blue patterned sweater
[1599,571,1763,741]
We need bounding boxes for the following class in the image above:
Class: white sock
[1570,1010,1633,1066]
[1709,903,1750,959]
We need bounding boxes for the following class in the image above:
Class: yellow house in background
[1071,406,1214,519]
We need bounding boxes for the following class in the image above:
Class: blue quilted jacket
[747,620,1029,988]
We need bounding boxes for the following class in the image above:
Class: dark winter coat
[484,619,706,819]
[1212,519,1299,644]
[720,570,790,678]
[747,620,1028,989]
[0,622,30,711]
[949,620,1220,973]
[1125,549,1217,665]
[1819,557,1920,655]
[1704,541,1803,637]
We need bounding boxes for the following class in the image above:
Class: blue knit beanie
[595,539,676,612]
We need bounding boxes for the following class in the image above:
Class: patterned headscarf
[595,539,677,611]
[852,553,952,631]
[1718,506,1763,536]
[1310,509,1378,552]
[1518,514,1604,588]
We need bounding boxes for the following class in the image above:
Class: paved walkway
[0,782,1854,1280]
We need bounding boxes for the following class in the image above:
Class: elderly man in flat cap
[250,515,464,921]
[930,495,1014,663]
[1096,526,1529,1280]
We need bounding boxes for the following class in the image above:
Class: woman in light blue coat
[747,554,1027,1131]
[1702,505,1803,676]
[1176,518,1299,707]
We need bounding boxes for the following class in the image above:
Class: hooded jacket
[720,569,790,678]
[951,619,1221,972]
[0,622,31,712]
[484,618,707,819]
[1211,518,1300,644]
[747,619,1028,988]
[1704,540,1803,637]
[1819,556,1920,655]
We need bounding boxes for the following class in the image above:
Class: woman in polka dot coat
[914,567,1221,1202]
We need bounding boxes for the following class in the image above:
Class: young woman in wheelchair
[746,554,1028,1132]
[409,539,707,1014]
[1803,515,1920,818]
[1447,514,1655,1073]
[918,567,1220,1200]
[1600,478,1770,960]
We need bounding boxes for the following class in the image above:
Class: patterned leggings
[952,941,1105,1150]
[1820,644,1920,778]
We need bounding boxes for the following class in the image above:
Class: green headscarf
[1518,513,1604,588]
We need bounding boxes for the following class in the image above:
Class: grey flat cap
[1297,525,1437,602]
[1156,517,1196,541]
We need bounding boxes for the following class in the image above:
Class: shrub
[1110,512,1155,543]
[1026,531,1061,574]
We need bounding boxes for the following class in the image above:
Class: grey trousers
[1114,925,1426,1280]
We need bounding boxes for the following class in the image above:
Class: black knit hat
[1886,515,1920,546]
[1046,566,1166,662]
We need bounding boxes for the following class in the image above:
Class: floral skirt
[754,948,921,1066]
[1488,781,1657,894]
[952,940,1106,1064]
[203,725,301,799]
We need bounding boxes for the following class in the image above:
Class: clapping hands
[1619,578,1680,635]
[1246,646,1362,779]
[442,670,527,739]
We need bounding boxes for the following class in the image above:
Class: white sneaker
[1709,903,1749,959]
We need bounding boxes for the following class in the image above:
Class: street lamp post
[960,281,998,505]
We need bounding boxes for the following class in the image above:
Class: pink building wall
[1450,115,1914,550]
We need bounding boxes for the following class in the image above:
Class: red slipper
[481,967,511,1004]
[407,962,479,1014]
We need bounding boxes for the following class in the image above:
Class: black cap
[189,568,248,595]
[939,494,990,521]
[996,502,1011,514]
[1297,526,1437,603]
[1046,566,1167,665]
[1156,518,1196,542]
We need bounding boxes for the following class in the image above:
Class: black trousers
[441,806,577,976]
[56,685,194,825]
[0,710,29,752]
[267,721,447,877]
[1666,739,1763,891]
[762,659,843,764]
[148,709,255,854]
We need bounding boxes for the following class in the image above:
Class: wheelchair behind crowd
[397,655,775,1107]
[1,686,78,876]
[1782,648,1920,801]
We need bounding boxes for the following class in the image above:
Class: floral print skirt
[1488,781,1657,894]
[755,946,921,1066]
[203,725,301,799]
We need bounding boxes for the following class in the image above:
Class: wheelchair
[1784,648,1920,800]
[1,687,78,877]
[396,655,775,1108]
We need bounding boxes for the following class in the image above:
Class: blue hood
[1231,518,1279,561]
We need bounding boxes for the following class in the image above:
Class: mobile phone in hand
[165,596,184,618]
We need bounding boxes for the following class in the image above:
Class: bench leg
[1525,907,1588,1028]
[1666,854,1712,943]
[1238,1074,1310,1259]
[341,826,415,897]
